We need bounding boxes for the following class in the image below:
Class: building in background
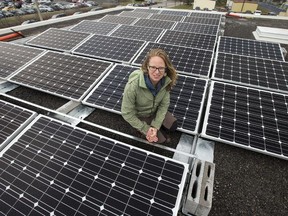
[193,0,216,10]
[231,0,258,13]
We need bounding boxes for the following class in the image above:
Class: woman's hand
[146,127,158,143]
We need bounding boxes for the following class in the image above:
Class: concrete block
[182,158,215,216]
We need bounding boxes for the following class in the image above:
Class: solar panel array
[0,42,44,79]
[83,64,208,134]
[25,28,91,52]
[202,82,288,160]
[0,115,188,215]
[218,36,285,61]
[158,30,217,50]
[200,20,288,159]
[72,35,146,63]
[69,20,119,35]
[133,42,214,77]
[110,25,164,41]
[0,100,36,150]
[8,51,113,101]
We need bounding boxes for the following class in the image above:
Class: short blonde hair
[141,48,177,91]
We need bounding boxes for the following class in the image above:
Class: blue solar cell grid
[69,20,120,35]
[217,36,285,61]
[0,100,36,151]
[173,22,219,35]
[0,115,188,216]
[0,42,44,79]
[212,52,288,94]
[160,10,190,16]
[201,81,288,160]
[72,35,146,64]
[25,28,91,52]
[8,51,113,102]
[182,16,221,26]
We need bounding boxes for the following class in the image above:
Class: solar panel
[0,115,188,216]
[0,42,44,79]
[132,42,214,77]
[149,14,183,22]
[201,81,288,160]
[212,52,288,94]
[182,17,220,26]
[133,8,160,14]
[25,28,91,52]
[173,22,219,35]
[83,64,138,113]
[160,10,190,16]
[110,25,164,42]
[158,30,217,51]
[0,100,36,151]
[69,20,119,35]
[72,35,146,64]
[8,51,113,101]
[118,11,151,19]
[189,12,222,19]
[133,18,175,30]
[83,64,208,134]
[218,36,285,61]
[98,15,138,25]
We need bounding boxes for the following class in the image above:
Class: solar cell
[218,36,285,61]
[25,28,91,52]
[110,25,164,41]
[182,16,220,26]
[132,42,214,77]
[160,10,190,16]
[8,51,113,101]
[98,15,138,25]
[158,30,217,50]
[0,115,188,215]
[0,42,44,79]
[133,18,175,30]
[0,100,36,151]
[83,64,208,134]
[133,8,160,14]
[189,12,222,19]
[72,35,146,63]
[69,20,119,35]
[173,22,219,35]
[212,52,288,94]
[149,14,183,22]
[118,11,152,19]
[201,81,288,160]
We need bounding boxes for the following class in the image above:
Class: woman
[121,48,178,143]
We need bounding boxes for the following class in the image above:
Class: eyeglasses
[148,66,166,73]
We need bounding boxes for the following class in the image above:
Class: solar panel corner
[0,99,37,155]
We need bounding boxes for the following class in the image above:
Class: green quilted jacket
[121,69,171,134]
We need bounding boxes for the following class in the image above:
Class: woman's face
[147,56,166,86]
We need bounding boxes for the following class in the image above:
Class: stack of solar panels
[201,36,288,159]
